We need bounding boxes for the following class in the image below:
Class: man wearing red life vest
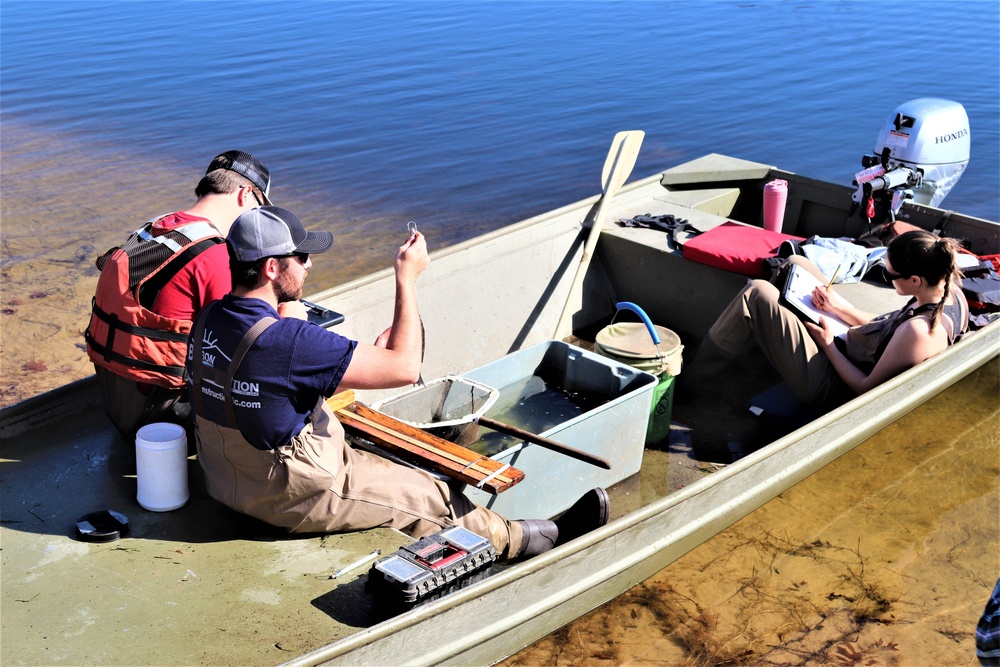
[86,150,272,441]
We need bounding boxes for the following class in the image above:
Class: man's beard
[275,270,303,303]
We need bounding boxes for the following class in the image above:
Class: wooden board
[328,392,524,495]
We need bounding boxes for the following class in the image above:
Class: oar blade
[554,129,646,339]
[601,130,644,195]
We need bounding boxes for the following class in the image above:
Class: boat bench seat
[596,190,909,339]
[652,187,742,218]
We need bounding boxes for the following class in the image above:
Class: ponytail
[930,272,950,330]
[929,236,962,330]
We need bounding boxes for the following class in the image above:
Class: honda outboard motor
[852,98,970,222]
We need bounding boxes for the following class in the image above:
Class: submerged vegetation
[503,529,906,666]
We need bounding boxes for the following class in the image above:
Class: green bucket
[594,303,682,445]
[647,373,676,445]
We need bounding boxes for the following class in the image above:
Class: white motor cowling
[853,98,970,212]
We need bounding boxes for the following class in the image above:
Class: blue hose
[614,301,660,345]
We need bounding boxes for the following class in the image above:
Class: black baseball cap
[228,206,333,262]
[206,150,272,204]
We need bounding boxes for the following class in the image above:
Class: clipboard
[781,264,850,338]
[301,299,345,328]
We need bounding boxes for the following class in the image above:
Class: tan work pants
[706,258,847,406]
[195,400,524,558]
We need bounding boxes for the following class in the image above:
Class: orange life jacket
[85,218,223,389]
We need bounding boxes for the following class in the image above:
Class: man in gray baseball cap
[186,206,609,561]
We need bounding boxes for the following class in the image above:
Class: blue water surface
[2,0,997,245]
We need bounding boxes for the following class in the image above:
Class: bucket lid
[595,322,680,360]
[74,510,130,543]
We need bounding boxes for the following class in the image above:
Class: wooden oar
[554,130,644,339]
[476,415,612,470]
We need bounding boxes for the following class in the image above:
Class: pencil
[329,549,381,579]
[825,264,842,289]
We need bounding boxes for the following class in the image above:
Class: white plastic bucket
[135,422,189,512]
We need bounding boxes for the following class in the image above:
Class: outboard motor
[852,98,970,223]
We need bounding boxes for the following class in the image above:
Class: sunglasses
[882,266,910,282]
[274,252,309,264]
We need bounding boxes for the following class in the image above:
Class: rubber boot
[514,488,610,559]
[515,520,558,558]
[554,487,610,546]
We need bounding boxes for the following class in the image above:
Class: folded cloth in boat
[799,236,880,284]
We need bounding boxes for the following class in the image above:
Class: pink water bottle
[763,179,788,232]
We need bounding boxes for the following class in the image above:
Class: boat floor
[2,357,758,666]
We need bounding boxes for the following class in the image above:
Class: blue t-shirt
[187,295,356,450]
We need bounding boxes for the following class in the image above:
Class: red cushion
[682,221,805,278]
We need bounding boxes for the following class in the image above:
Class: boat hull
[3,153,997,666]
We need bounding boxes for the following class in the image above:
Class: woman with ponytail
[809,230,968,396]
[688,229,969,411]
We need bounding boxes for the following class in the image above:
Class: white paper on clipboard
[782,264,850,339]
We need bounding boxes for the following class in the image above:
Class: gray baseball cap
[228,206,333,262]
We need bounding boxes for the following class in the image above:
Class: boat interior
[2,153,997,666]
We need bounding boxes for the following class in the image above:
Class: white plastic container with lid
[135,422,189,511]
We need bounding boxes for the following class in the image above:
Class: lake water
[2,2,997,663]
[3,1,997,237]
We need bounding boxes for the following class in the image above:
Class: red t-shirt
[149,212,232,320]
